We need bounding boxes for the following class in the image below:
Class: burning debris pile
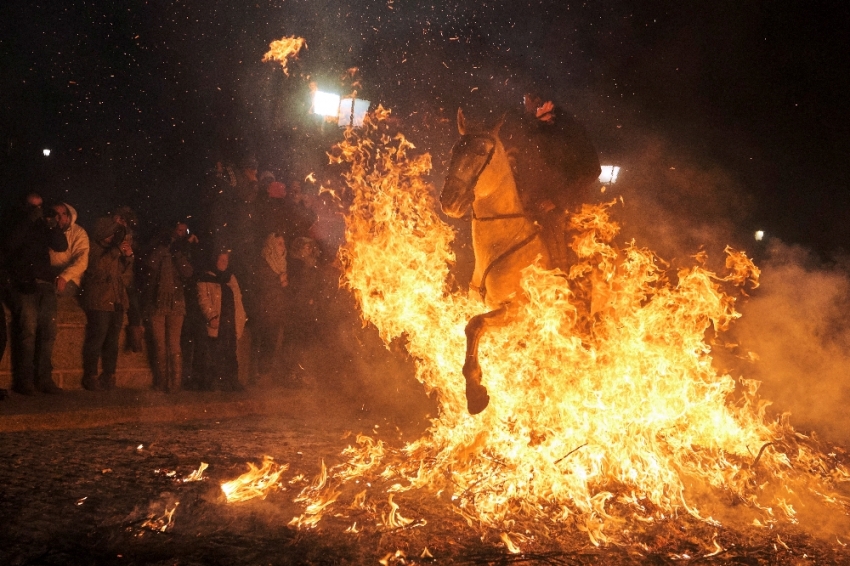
[222,109,850,555]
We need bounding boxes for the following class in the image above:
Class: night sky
[1,1,848,255]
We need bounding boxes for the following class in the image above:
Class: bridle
[447,134,542,302]
[444,133,497,204]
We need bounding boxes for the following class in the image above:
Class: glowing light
[42,149,51,157]
[755,230,764,241]
[338,97,371,127]
[313,91,341,117]
[599,165,620,184]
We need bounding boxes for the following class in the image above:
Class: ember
[140,502,179,533]
[182,462,208,483]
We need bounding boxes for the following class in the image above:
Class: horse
[441,109,551,415]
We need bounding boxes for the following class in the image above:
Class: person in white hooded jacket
[49,202,90,297]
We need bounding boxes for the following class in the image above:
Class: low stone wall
[0,297,251,390]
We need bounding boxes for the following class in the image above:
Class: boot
[99,372,116,390]
[82,374,101,391]
[13,380,36,396]
[37,378,63,394]
[167,353,182,393]
[153,358,167,392]
[127,325,145,353]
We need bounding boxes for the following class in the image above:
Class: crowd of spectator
[0,152,342,396]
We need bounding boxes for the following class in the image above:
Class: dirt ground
[2,380,850,566]
[1,285,849,565]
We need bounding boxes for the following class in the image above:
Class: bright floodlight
[755,230,764,241]
[313,91,341,117]
[599,165,620,184]
[42,149,51,157]
[338,97,371,128]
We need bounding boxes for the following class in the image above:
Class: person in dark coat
[112,206,144,352]
[80,216,134,391]
[281,237,320,386]
[500,94,601,271]
[3,193,69,394]
[280,179,318,243]
[251,233,289,384]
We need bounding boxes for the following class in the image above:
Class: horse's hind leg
[463,306,508,415]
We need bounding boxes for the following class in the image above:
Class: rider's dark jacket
[500,108,601,215]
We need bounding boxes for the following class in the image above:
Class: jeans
[10,281,58,388]
[56,280,80,298]
[149,313,184,390]
[83,307,124,378]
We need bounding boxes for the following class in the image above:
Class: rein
[474,223,542,302]
[472,211,528,221]
[448,133,541,302]
[446,134,497,205]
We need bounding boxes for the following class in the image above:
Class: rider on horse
[501,94,601,271]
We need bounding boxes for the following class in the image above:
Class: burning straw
[233,107,850,552]
[221,456,288,503]
[261,36,306,76]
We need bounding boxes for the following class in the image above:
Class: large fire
[225,108,850,552]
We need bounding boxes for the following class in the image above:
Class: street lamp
[599,165,620,184]
[312,91,341,117]
[43,148,51,157]
[312,90,371,128]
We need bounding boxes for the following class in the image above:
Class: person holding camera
[3,192,69,395]
[80,215,134,391]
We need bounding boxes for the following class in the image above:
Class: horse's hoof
[466,382,490,415]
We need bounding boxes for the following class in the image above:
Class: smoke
[727,241,850,445]
[590,131,755,271]
[298,266,436,423]
[591,127,850,446]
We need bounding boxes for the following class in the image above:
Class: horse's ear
[457,108,467,135]
[491,113,507,136]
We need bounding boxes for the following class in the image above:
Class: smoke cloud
[581,126,850,448]
[727,241,850,445]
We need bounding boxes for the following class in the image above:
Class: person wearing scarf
[195,250,246,391]
[251,233,289,384]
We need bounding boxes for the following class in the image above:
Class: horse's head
[441,109,505,218]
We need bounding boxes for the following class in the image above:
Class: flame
[276,107,849,549]
[182,462,208,482]
[382,494,414,529]
[500,532,521,554]
[261,36,307,76]
[221,456,287,503]
[289,460,342,528]
[141,502,179,532]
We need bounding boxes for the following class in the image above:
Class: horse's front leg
[462,306,508,415]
